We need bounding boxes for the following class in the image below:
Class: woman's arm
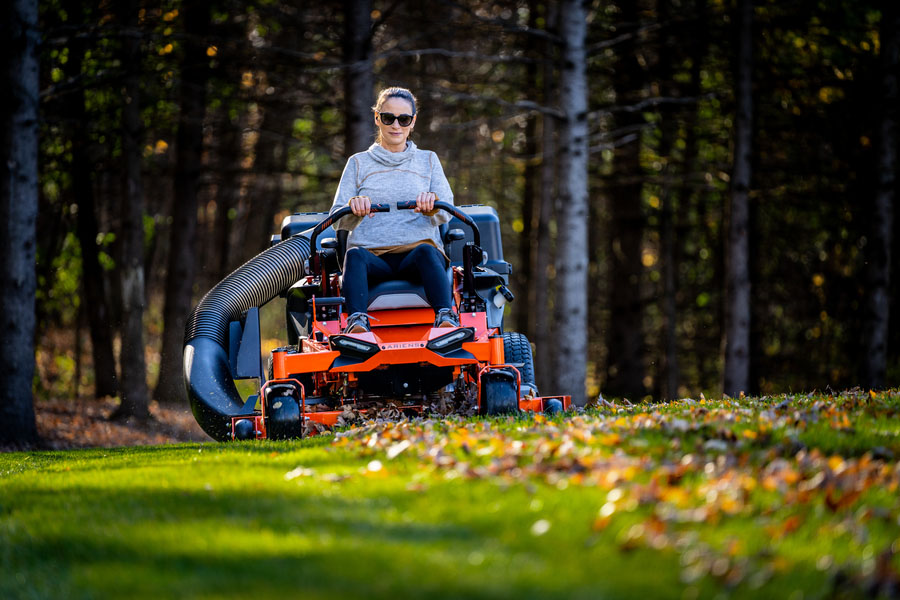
[426,152,453,225]
[330,156,365,230]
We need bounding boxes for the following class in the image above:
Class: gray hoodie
[330,141,454,252]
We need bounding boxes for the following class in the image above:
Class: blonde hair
[372,87,418,145]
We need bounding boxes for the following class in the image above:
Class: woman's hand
[349,195,374,217]
[415,192,437,214]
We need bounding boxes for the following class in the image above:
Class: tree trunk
[206,10,251,283]
[534,3,558,393]
[680,0,708,391]
[723,0,753,396]
[210,107,243,281]
[242,102,295,265]
[74,173,119,398]
[658,0,679,400]
[343,0,374,156]
[553,0,589,407]
[111,0,150,421]
[62,0,118,399]
[862,1,898,389]
[517,0,541,342]
[606,0,647,400]
[155,0,210,405]
[0,0,40,446]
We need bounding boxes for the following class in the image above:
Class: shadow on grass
[2,481,623,600]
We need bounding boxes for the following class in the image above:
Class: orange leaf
[782,515,803,534]
[825,489,862,512]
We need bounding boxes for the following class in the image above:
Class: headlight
[329,335,380,357]
[426,328,474,353]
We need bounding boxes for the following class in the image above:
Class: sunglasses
[378,112,414,127]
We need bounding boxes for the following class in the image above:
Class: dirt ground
[29,397,212,450]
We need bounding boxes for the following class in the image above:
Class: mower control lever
[396,200,480,247]
[308,203,390,253]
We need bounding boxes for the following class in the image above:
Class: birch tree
[723,0,753,396]
[553,0,589,406]
[0,0,39,445]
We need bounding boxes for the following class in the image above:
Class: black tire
[503,332,538,396]
[480,368,519,416]
[264,385,304,439]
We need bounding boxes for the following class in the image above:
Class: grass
[2,390,900,599]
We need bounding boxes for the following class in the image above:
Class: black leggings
[342,245,451,315]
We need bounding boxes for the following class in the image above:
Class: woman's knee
[409,244,443,266]
[345,247,366,262]
[343,247,369,272]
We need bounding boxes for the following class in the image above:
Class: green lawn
[2,390,900,599]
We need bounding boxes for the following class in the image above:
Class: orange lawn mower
[183,201,570,441]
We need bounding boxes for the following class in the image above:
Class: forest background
[1,0,898,443]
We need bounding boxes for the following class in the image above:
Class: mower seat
[366,280,430,310]
[365,266,453,311]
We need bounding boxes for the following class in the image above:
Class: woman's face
[375,97,416,153]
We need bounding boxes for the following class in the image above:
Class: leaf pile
[331,390,900,596]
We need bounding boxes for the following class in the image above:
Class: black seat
[366,280,431,311]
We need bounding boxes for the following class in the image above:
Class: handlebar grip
[396,200,480,246]
[370,203,390,213]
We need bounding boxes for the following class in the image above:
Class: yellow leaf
[828,456,846,473]
[660,486,690,507]
[600,433,621,446]
[720,497,742,514]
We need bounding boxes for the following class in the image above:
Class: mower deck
[231,395,572,440]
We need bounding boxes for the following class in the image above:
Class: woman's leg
[397,244,452,310]
[342,247,393,314]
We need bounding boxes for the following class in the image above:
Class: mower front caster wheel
[265,390,304,440]
[480,368,519,416]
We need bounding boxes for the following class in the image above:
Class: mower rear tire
[502,331,538,396]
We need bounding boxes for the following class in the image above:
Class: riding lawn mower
[183,201,570,441]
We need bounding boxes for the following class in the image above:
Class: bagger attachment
[183,202,569,441]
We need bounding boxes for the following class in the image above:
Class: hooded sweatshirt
[330,141,454,254]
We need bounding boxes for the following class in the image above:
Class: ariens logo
[380,342,426,350]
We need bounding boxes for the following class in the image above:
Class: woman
[330,86,460,333]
